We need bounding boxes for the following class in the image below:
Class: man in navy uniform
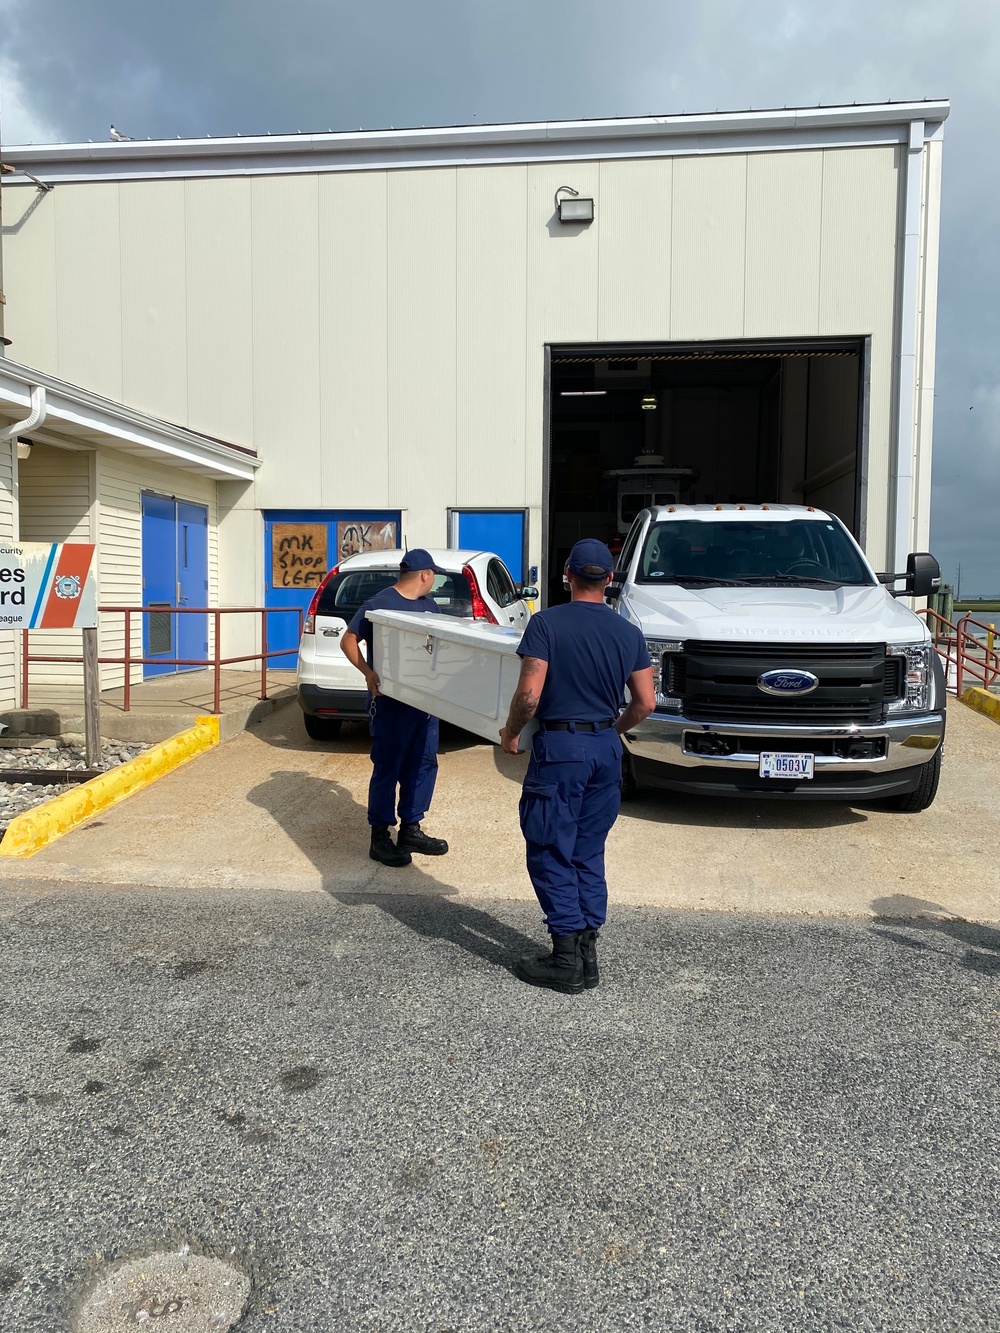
[499,539,655,993]
[341,549,450,868]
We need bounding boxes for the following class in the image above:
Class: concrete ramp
[4,703,999,922]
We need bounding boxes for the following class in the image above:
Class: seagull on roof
[109,124,132,141]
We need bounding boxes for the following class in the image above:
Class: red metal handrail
[920,607,1000,696]
[20,605,304,714]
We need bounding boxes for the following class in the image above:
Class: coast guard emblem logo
[54,573,82,600]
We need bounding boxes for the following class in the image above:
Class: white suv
[296,547,536,739]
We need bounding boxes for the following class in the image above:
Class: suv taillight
[462,563,498,623]
[302,566,338,634]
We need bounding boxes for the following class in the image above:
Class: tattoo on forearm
[507,688,540,734]
[505,656,546,734]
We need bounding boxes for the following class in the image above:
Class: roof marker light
[761,504,770,511]
[715,504,723,511]
[738,504,746,510]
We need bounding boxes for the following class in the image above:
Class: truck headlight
[646,638,685,711]
[886,643,934,714]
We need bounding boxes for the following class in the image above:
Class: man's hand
[498,725,522,755]
[341,629,380,695]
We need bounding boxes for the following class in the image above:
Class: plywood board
[336,519,397,563]
[271,523,328,589]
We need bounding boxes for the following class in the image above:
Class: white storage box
[368,609,531,744]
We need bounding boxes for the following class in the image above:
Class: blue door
[141,494,208,678]
[452,510,526,583]
[177,502,209,666]
[264,509,401,669]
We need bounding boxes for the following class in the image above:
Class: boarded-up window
[336,519,397,563]
[271,523,328,588]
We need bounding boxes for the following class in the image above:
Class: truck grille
[672,640,896,727]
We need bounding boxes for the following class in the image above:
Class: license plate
[759,751,814,780]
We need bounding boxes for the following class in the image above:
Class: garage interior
[545,339,865,604]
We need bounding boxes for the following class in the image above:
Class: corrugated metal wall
[2,142,917,582]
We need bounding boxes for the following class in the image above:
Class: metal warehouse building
[0,100,947,699]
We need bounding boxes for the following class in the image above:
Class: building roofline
[1,100,949,185]
[0,356,259,481]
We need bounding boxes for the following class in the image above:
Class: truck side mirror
[605,579,624,603]
[905,552,941,598]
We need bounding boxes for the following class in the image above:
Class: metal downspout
[0,384,48,442]
[892,119,925,573]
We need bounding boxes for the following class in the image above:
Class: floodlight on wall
[16,436,33,460]
[555,185,595,224]
[641,395,658,411]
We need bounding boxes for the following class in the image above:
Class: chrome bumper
[624,711,944,775]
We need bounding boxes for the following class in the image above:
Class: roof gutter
[0,101,950,186]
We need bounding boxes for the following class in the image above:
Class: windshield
[317,569,474,619]
[635,519,874,587]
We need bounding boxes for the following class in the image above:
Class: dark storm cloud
[1,0,997,591]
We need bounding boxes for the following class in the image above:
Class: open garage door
[544,338,866,606]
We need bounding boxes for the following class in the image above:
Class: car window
[317,570,397,617]
[487,558,518,608]
[616,518,644,576]
[317,568,474,618]
[636,519,873,585]
[429,572,473,616]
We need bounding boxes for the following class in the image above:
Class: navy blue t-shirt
[347,586,440,659]
[516,602,651,723]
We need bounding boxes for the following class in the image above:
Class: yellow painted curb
[0,715,220,859]
[961,686,1000,725]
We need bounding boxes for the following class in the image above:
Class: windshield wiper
[738,574,860,587]
[660,575,752,587]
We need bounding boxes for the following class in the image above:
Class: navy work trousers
[518,726,623,936]
[368,693,439,828]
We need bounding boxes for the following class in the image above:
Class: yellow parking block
[0,716,220,859]
[961,686,1000,725]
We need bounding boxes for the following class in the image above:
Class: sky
[0,0,997,594]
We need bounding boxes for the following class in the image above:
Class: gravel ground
[0,886,997,1332]
[0,739,151,832]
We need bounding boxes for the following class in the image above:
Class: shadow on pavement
[245,766,536,976]
[329,891,537,977]
[869,893,1000,976]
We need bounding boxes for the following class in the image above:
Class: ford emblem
[757,669,819,696]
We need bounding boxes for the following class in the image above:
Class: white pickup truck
[608,504,945,811]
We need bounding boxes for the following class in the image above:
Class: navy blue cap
[566,538,614,578]
[400,547,445,574]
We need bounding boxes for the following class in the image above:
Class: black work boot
[515,934,584,995]
[369,825,412,867]
[397,822,449,856]
[580,929,600,990]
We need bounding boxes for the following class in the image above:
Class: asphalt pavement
[0,884,997,1332]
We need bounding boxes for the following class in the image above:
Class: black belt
[540,720,616,733]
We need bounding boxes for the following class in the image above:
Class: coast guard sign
[0,542,97,629]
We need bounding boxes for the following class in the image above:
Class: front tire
[878,748,942,813]
[620,749,640,801]
[303,714,343,741]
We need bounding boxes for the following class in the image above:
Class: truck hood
[623,583,929,645]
